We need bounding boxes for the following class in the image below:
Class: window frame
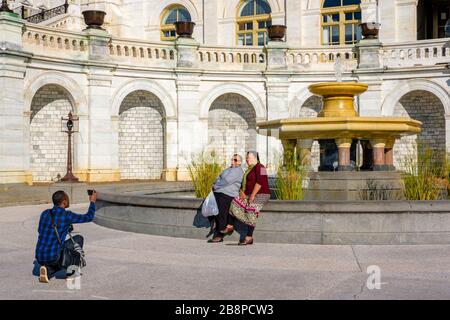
[236,0,272,47]
[160,5,192,41]
[321,0,361,46]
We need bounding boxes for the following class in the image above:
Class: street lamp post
[61,112,79,183]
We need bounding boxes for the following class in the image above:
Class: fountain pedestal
[257,82,422,200]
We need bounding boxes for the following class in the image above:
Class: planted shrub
[187,150,225,199]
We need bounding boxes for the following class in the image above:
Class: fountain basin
[257,116,422,140]
[95,188,450,245]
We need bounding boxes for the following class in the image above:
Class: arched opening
[207,93,257,164]
[237,0,272,46]
[298,96,323,171]
[30,84,74,182]
[393,90,446,169]
[417,0,450,40]
[118,91,166,180]
[321,0,361,45]
[160,4,192,40]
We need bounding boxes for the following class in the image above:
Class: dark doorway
[417,0,450,40]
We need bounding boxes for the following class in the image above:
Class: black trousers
[38,235,84,278]
[212,192,234,237]
[228,215,255,237]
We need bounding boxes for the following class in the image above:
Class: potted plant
[174,21,196,38]
[360,22,381,40]
[268,25,287,41]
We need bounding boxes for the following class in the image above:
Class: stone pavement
[1,203,450,300]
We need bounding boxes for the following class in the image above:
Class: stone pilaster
[85,68,120,182]
[266,40,288,71]
[395,0,419,42]
[176,73,202,181]
[0,12,33,184]
[175,37,200,69]
[265,79,290,173]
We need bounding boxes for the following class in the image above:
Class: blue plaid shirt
[35,202,96,263]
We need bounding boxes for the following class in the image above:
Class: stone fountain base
[304,171,405,201]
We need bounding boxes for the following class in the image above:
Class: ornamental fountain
[257,56,422,200]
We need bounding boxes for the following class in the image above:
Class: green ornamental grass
[275,149,308,201]
[187,151,225,199]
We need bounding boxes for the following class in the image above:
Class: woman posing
[222,151,270,245]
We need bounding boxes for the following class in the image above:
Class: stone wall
[299,95,322,171]
[207,93,257,164]
[30,85,73,182]
[119,91,165,180]
[393,90,446,169]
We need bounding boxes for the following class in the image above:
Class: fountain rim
[308,82,369,97]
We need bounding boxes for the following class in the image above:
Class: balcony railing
[25,2,69,24]
[20,23,450,72]
[383,38,450,68]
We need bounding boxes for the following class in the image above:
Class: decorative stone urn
[175,21,196,38]
[268,25,287,41]
[82,10,107,30]
[360,22,381,40]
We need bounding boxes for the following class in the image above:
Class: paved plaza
[1,203,450,300]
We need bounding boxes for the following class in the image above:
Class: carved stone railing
[109,38,177,67]
[287,46,358,71]
[383,38,450,68]
[20,23,450,73]
[198,45,266,70]
[23,24,88,59]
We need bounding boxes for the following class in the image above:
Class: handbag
[50,210,86,269]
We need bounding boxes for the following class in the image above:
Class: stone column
[265,79,290,174]
[0,12,33,184]
[395,0,419,42]
[384,138,396,171]
[176,37,199,69]
[355,37,384,116]
[336,138,353,171]
[371,139,386,171]
[84,28,119,182]
[266,40,288,71]
[176,74,202,181]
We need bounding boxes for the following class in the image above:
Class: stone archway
[393,90,446,169]
[298,95,323,171]
[30,84,74,182]
[118,90,166,180]
[207,93,257,164]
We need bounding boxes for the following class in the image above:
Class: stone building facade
[0,0,449,184]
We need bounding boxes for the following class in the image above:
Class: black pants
[227,215,255,237]
[212,192,234,237]
[38,235,84,278]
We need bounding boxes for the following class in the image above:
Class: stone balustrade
[383,39,450,68]
[23,24,88,58]
[287,46,358,71]
[21,22,450,72]
[198,45,266,70]
[109,37,177,67]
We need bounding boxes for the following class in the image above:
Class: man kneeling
[35,190,97,283]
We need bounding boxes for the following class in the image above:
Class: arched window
[237,0,272,46]
[160,5,192,40]
[322,0,362,45]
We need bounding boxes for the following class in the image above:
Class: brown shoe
[39,266,49,283]
[207,236,223,243]
[238,237,254,246]
[220,226,234,236]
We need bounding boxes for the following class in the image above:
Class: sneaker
[39,266,49,283]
